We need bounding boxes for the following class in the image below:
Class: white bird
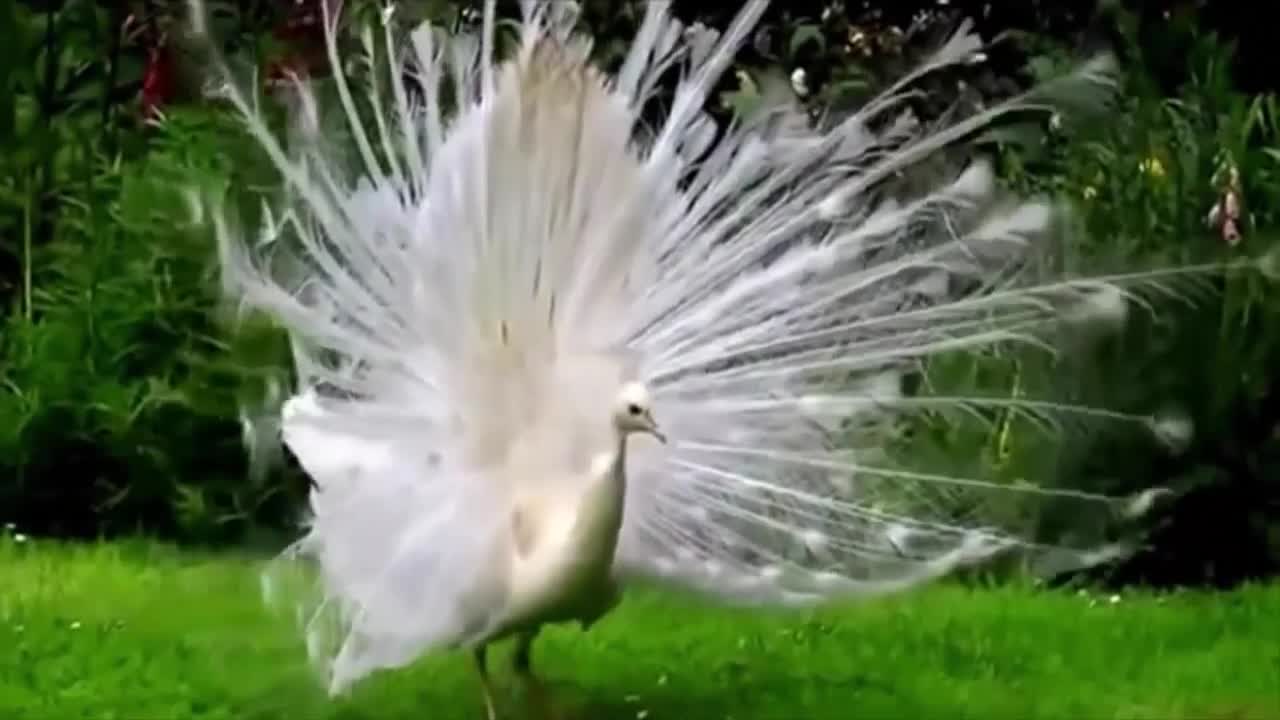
[188,0,1202,714]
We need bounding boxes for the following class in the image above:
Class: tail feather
[261,391,508,695]
[191,0,653,691]
[605,12,1205,601]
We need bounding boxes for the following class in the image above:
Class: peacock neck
[567,434,629,567]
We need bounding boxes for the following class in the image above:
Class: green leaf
[788,24,824,59]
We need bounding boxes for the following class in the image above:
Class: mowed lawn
[2,538,1278,720]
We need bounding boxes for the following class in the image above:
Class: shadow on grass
[534,666,909,720]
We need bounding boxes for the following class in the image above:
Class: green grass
[2,538,1278,720]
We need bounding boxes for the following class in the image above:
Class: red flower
[141,40,173,121]
[267,0,330,91]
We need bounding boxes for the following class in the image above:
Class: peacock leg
[513,629,557,719]
[472,645,499,720]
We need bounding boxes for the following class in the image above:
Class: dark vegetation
[0,0,1275,588]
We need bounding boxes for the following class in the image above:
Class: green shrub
[0,2,307,543]
[975,21,1280,587]
[0,1,1275,579]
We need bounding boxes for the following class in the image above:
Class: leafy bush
[0,1,307,543]
[0,0,1275,582]
[987,20,1280,587]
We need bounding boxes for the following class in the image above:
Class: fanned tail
[259,391,509,694]
[190,3,512,686]
[604,5,1227,605]
[187,0,678,694]
[190,0,1249,690]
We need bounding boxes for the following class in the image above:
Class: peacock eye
[627,403,643,416]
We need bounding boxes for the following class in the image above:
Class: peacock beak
[644,412,667,444]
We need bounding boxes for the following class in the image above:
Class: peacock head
[613,381,666,444]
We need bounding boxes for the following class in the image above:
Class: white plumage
[190,0,1186,709]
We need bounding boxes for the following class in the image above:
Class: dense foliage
[0,0,1275,586]
[1009,22,1280,588]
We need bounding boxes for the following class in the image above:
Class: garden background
[1,1,1278,718]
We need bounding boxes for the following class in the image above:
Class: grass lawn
[2,537,1278,720]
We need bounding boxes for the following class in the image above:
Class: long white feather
[190,0,1215,695]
